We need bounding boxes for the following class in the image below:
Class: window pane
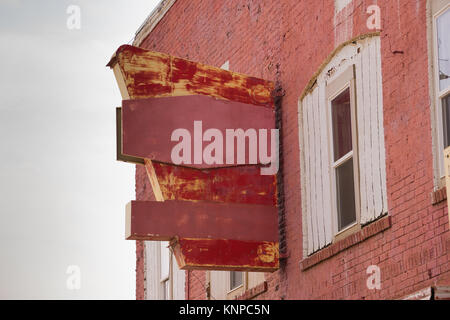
[230,271,243,290]
[331,87,352,161]
[336,158,357,231]
[160,241,170,280]
[437,8,450,91]
[442,94,450,148]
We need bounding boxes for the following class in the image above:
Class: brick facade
[133,0,450,299]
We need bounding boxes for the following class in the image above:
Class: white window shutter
[301,86,334,254]
[300,36,388,255]
[356,37,388,225]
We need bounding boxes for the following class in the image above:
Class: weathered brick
[131,0,450,300]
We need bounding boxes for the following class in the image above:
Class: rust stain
[173,238,279,272]
[152,162,277,205]
[109,44,280,272]
[112,45,275,107]
[257,242,279,263]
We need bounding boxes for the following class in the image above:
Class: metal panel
[121,95,275,168]
[172,238,279,272]
[147,160,277,205]
[108,45,274,107]
[116,107,144,165]
[109,44,279,272]
[125,200,278,242]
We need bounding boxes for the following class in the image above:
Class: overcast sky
[0,0,160,299]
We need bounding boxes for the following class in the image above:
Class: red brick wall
[186,271,207,300]
[135,162,157,299]
[135,0,450,299]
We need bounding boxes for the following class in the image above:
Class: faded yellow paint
[109,45,280,272]
[256,242,279,263]
[109,45,274,107]
[157,171,208,201]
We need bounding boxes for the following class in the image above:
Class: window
[327,73,360,234]
[436,8,450,92]
[299,35,387,255]
[160,241,171,300]
[433,3,450,178]
[230,271,243,290]
[208,271,265,300]
[145,241,185,300]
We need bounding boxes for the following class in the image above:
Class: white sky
[0,0,161,299]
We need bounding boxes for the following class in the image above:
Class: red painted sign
[121,95,277,169]
[172,238,279,272]
[126,200,278,242]
[109,45,280,272]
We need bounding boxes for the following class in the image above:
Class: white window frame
[225,271,245,299]
[208,270,265,300]
[433,3,450,180]
[229,271,244,291]
[326,65,361,240]
[159,241,172,300]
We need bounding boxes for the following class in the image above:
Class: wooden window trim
[158,242,173,300]
[432,2,450,179]
[226,271,246,300]
[333,221,361,242]
[326,64,362,241]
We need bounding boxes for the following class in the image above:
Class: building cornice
[133,0,177,46]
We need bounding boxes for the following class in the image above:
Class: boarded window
[299,36,388,255]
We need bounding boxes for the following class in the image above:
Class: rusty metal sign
[108,45,279,272]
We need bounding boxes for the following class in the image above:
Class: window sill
[226,284,244,300]
[234,281,268,300]
[431,186,447,205]
[300,215,391,271]
[227,284,243,295]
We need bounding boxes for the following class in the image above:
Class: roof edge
[133,0,177,46]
